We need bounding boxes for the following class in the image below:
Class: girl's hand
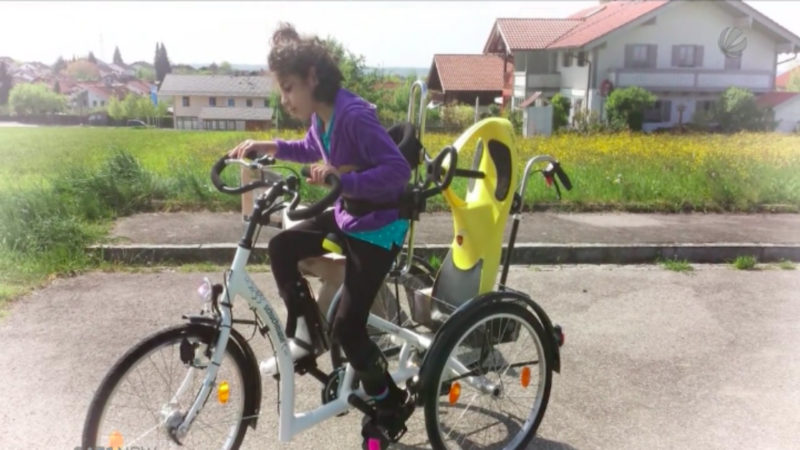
[307,163,340,185]
[227,140,277,160]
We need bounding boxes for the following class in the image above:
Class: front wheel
[421,302,553,449]
[82,324,253,450]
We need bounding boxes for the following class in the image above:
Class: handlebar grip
[210,155,251,194]
[553,162,572,191]
[287,167,342,221]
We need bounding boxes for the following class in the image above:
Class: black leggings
[268,210,400,377]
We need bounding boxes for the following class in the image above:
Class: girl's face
[274,70,317,120]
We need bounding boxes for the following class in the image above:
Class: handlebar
[285,167,342,221]
[210,154,277,194]
[421,146,458,198]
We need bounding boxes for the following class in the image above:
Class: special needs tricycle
[82,81,572,450]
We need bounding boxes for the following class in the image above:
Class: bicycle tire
[421,302,552,449]
[82,323,254,450]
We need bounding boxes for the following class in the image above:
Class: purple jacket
[274,88,412,232]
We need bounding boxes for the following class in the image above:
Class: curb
[87,243,800,265]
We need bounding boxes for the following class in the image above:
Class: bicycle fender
[181,319,263,431]
[418,290,561,388]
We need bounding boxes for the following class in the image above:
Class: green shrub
[551,94,571,131]
[604,86,657,131]
[714,87,776,132]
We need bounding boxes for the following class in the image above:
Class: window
[633,45,647,62]
[697,100,716,113]
[625,44,658,68]
[562,51,573,68]
[246,99,253,107]
[672,45,703,68]
[725,54,741,70]
[577,51,588,67]
[93,100,97,107]
[264,99,269,107]
[209,97,217,107]
[644,100,672,123]
[182,96,190,107]
[228,98,235,107]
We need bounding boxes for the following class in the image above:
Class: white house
[758,91,800,133]
[158,75,274,131]
[482,0,800,132]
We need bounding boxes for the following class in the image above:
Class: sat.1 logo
[718,26,748,58]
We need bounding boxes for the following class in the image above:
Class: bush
[714,87,776,132]
[9,83,67,116]
[604,86,656,131]
[551,94,571,131]
[501,108,523,135]
[441,103,475,129]
[569,109,624,134]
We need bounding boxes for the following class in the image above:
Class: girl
[228,23,413,448]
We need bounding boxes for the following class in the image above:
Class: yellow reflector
[448,382,461,405]
[521,367,531,388]
[108,430,123,449]
[218,381,230,404]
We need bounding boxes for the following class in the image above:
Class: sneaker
[361,390,415,448]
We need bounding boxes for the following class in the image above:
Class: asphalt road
[0,265,798,449]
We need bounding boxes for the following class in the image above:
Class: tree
[0,62,13,105]
[219,61,232,75]
[88,52,97,64]
[714,87,775,132]
[53,81,61,94]
[52,56,67,75]
[322,36,383,107]
[113,46,124,66]
[9,83,67,115]
[66,60,100,81]
[441,103,475,129]
[604,86,657,131]
[551,93,571,131]
[787,72,800,93]
[135,66,156,83]
[154,42,172,85]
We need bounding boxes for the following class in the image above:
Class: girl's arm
[339,109,411,198]
[274,126,322,163]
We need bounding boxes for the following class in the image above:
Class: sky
[2,1,800,71]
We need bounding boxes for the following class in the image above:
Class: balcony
[609,68,773,92]
[515,72,562,94]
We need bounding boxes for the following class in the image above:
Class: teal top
[317,114,409,251]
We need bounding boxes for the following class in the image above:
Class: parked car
[126,119,149,128]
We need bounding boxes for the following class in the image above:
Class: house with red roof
[757,91,800,132]
[431,0,800,133]
[426,54,510,110]
[776,65,800,91]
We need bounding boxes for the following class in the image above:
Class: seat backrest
[386,122,422,168]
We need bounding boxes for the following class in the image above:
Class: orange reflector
[521,367,531,388]
[448,382,461,405]
[456,235,463,246]
[108,430,123,448]
[218,381,230,404]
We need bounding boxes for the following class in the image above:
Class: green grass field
[1,125,799,309]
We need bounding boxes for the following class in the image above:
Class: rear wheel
[421,302,552,449]
[82,324,252,450]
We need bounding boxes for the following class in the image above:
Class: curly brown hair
[268,22,342,104]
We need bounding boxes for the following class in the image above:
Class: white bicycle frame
[174,242,482,443]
